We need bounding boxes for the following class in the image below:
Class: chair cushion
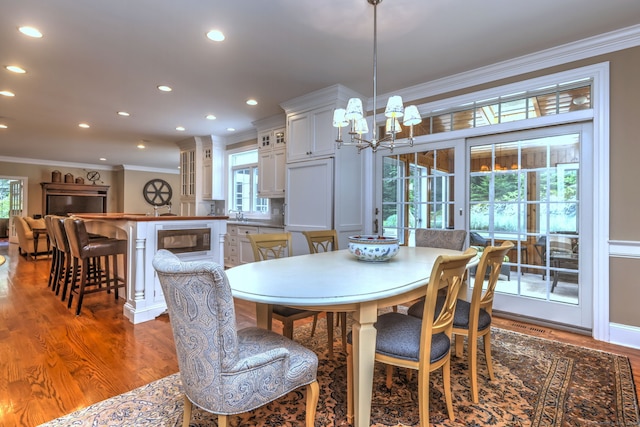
[272,304,312,317]
[356,312,450,363]
[408,297,492,331]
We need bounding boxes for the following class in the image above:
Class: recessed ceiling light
[206,30,225,42]
[5,65,26,74]
[117,111,130,117]
[18,26,43,38]
[0,124,7,129]
[99,158,107,161]
[0,91,15,97]
[78,123,90,128]
[176,126,185,131]
[206,114,216,120]
[246,99,258,106]
[137,143,145,149]
[227,127,236,132]
[157,85,172,92]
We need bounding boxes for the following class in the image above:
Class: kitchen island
[72,213,228,324]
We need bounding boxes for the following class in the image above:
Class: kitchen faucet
[229,209,244,221]
[154,202,172,217]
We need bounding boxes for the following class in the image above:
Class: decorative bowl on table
[348,235,400,262]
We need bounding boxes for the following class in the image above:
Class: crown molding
[0,156,115,171]
[383,24,640,104]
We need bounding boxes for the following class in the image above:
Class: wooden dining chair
[302,230,348,357]
[247,233,327,347]
[408,241,514,403]
[346,248,477,426]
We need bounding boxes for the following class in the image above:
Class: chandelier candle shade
[333,0,422,153]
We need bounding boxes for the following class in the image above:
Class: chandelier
[333,0,422,153]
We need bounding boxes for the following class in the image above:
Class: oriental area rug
[40,322,639,427]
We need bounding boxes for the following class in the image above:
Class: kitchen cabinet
[254,114,287,198]
[257,128,286,197]
[281,84,366,254]
[177,136,224,216]
[286,105,335,162]
[225,223,284,267]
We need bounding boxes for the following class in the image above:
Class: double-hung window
[229,150,268,214]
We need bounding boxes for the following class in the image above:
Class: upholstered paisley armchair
[152,250,319,427]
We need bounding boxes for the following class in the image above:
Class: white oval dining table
[225,246,476,427]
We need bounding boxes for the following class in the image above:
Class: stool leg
[67,257,79,309]
[75,259,89,315]
[112,254,119,300]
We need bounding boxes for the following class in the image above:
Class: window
[229,150,268,215]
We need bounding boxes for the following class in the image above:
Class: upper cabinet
[177,136,224,216]
[253,114,287,198]
[281,84,364,164]
[286,106,335,162]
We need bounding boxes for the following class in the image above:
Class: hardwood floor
[0,241,638,427]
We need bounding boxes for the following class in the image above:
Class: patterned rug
[39,321,639,427]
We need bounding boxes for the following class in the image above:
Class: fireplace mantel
[41,182,110,216]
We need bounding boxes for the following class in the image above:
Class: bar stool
[44,215,60,290]
[63,218,127,315]
[51,216,74,300]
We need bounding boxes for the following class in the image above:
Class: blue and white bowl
[348,235,400,262]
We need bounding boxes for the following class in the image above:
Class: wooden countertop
[71,213,229,222]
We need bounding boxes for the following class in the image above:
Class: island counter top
[69,213,227,323]
[71,213,229,222]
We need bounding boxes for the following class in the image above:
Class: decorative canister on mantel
[51,170,62,183]
[75,177,85,184]
[64,173,74,183]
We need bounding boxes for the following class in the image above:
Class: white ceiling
[1,0,639,171]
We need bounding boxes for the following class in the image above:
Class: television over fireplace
[47,195,105,216]
[41,182,109,216]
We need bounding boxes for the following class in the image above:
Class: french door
[467,123,592,329]
[377,123,592,329]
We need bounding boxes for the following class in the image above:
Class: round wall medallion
[143,179,173,206]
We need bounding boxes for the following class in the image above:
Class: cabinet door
[238,226,259,264]
[258,149,275,196]
[258,130,271,150]
[311,105,336,158]
[273,147,286,195]
[273,128,286,149]
[287,112,310,162]
[202,147,212,200]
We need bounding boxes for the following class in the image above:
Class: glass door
[377,140,466,245]
[468,123,592,329]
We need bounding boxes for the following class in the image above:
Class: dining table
[225,245,477,427]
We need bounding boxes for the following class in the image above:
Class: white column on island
[134,237,146,300]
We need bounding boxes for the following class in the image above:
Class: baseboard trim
[609,322,640,350]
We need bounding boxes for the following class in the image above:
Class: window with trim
[229,150,268,214]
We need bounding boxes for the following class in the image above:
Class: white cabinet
[257,127,286,197]
[225,224,239,267]
[202,146,212,200]
[225,223,285,267]
[281,84,366,252]
[237,225,259,265]
[177,136,224,216]
[286,105,335,162]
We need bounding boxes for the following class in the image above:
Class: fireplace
[41,182,109,216]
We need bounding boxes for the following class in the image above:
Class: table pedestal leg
[352,302,378,427]
[255,303,270,329]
